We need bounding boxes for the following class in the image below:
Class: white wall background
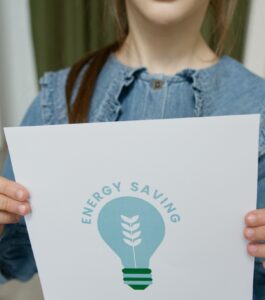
[0,0,37,155]
[244,0,265,78]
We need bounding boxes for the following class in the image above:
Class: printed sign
[5,115,259,300]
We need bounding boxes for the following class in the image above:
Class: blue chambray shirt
[1,53,265,299]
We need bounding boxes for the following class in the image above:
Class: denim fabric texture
[1,53,265,299]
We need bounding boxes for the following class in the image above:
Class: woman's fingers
[0,177,31,227]
[245,209,265,261]
[0,211,20,225]
[244,225,265,242]
[0,177,30,227]
[247,243,265,258]
[0,195,31,216]
[245,209,265,227]
[0,176,29,202]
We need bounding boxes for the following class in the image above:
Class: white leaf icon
[123,238,142,247]
[121,215,142,268]
[123,230,141,240]
[121,223,131,232]
[121,215,139,224]
[130,223,140,232]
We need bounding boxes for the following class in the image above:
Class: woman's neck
[116,3,217,75]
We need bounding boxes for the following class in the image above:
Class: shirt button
[151,80,164,90]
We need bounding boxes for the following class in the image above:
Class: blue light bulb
[97,196,165,290]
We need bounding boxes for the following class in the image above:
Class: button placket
[151,80,164,90]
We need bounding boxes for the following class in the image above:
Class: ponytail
[66,41,120,123]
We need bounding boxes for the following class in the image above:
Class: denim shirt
[1,53,265,299]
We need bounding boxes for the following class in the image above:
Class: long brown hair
[66,0,239,124]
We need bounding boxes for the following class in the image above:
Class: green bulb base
[122,268,152,290]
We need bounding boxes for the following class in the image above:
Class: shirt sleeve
[0,93,45,283]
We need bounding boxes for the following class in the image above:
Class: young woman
[0,0,265,298]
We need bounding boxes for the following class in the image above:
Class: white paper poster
[5,115,260,300]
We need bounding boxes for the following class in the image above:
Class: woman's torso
[36,53,265,157]
[2,53,265,298]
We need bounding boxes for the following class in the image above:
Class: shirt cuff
[0,227,6,243]
[0,272,8,284]
[0,227,9,284]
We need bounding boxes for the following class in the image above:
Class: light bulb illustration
[97,196,165,290]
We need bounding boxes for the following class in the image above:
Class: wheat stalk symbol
[121,215,142,268]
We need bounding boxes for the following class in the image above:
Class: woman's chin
[127,0,209,27]
[142,11,187,27]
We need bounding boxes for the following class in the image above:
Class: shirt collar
[91,52,229,122]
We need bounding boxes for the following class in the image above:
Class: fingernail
[18,205,26,215]
[248,244,257,253]
[246,229,255,238]
[247,214,257,224]
[16,190,24,200]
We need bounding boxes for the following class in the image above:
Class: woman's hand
[0,176,31,234]
[245,209,265,267]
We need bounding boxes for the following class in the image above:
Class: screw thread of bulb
[122,268,152,290]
